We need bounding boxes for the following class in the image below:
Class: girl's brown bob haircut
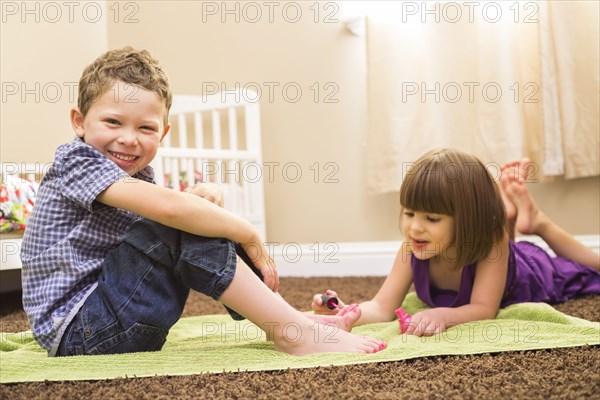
[400,148,506,267]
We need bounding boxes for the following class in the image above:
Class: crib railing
[153,89,267,240]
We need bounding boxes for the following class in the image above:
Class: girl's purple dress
[412,241,600,308]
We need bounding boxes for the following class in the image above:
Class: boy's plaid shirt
[21,138,154,355]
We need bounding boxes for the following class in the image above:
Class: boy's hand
[184,183,224,207]
[241,241,279,292]
[311,290,346,315]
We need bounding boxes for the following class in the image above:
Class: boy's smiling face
[71,80,170,176]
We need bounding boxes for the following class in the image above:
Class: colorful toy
[0,174,38,233]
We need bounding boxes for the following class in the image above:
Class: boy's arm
[97,177,278,290]
[98,178,253,242]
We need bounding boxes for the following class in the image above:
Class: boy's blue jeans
[56,218,261,356]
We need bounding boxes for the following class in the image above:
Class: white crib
[153,89,266,240]
[0,89,267,291]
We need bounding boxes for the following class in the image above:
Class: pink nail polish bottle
[321,294,339,310]
[395,307,412,334]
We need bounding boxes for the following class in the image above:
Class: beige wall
[1,1,107,163]
[2,1,599,243]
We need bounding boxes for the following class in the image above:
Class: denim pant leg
[122,218,262,312]
[57,242,189,356]
[57,218,262,356]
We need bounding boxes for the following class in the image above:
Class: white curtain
[366,1,599,194]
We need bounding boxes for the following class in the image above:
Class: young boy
[21,47,386,357]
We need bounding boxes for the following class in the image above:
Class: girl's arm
[407,234,509,336]
[97,177,278,290]
[353,242,414,326]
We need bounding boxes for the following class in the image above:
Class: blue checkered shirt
[21,139,155,356]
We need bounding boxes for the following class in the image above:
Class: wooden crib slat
[244,103,260,153]
[228,107,238,151]
[225,108,238,187]
[186,158,195,187]
[154,156,165,187]
[171,158,180,190]
[196,158,205,182]
[242,161,252,218]
[194,112,203,149]
[211,110,222,150]
[225,182,238,215]
[211,110,222,184]
[244,102,266,239]
[178,114,187,148]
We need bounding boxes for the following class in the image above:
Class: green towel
[1,293,598,384]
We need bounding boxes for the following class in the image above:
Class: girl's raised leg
[499,159,532,240]
[502,159,600,270]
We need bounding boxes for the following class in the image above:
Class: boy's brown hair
[400,148,506,267]
[77,47,172,125]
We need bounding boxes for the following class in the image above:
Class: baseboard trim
[274,235,600,277]
[2,236,599,284]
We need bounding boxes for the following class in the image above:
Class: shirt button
[84,329,92,337]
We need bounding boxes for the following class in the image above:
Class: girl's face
[401,209,456,262]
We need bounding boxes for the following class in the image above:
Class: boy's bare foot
[273,319,387,356]
[305,303,361,332]
[221,265,386,357]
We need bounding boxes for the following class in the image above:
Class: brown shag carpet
[1,277,599,399]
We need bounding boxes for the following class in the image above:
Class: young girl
[312,149,600,336]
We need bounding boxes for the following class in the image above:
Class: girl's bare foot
[500,159,531,222]
[503,174,548,235]
[500,162,518,221]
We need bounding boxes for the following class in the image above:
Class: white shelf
[1,236,23,271]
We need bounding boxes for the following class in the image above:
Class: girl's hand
[241,240,279,292]
[311,290,347,315]
[405,308,452,336]
[184,182,224,207]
